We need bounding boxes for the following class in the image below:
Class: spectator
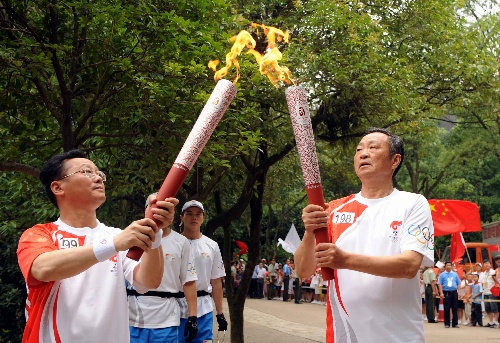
[231,261,240,294]
[292,262,302,304]
[274,264,284,299]
[310,270,320,304]
[481,260,499,328]
[438,261,461,328]
[267,258,276,300]
[250,263,259,298]
[256,262,266,299]
[283,259,291,302]
[17,150,176,342]
[302,274,313,303]
[468,272,483,327]
[462,272,473,325]
[423,265,438,323]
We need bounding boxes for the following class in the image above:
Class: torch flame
[209,23,295,86]
[208,30,256,84]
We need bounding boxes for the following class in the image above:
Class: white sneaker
[458,320,462,325]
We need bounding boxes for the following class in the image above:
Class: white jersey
[177,235,225,318]
[17,219,147,343]
[326,190,434,343]
[128,230,197,328]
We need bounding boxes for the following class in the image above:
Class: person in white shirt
[295,128,434,343]
[482,260,499,327]
[256,262,267,298]
[128,193,199,343]
[17,150,175,343]
[177,200,227,343]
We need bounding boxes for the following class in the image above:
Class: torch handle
[305,185,334,281]
[127,166,189,261]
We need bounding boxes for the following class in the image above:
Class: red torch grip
[127,166,189,261]
[305,185,334,281]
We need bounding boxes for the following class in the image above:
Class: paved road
[212,298,500,342]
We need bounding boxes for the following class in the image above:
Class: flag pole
[462,233,474,273]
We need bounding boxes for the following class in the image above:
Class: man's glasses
[58,169,107,182]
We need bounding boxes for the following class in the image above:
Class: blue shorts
[130,326,178,343]
[178,312,213,343]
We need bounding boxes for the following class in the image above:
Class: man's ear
[51,180,64,196]
[392,154,402,171]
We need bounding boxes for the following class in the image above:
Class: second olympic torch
[285,85,334,281]
[127,79,237,261]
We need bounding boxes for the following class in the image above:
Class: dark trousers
[471,302,483,326]
[424,285,435,321]
[294,278,302,303]
[283,276,290,301]
[268,276,275,299]
[256,278,264,298]
[443,290,459,326]
[249,278,257,298]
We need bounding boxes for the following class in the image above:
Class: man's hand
[302,204,328,234]
[114,218,160,252]
[314,242,349,270]
[184,316,198,342]
[216,313,228,331]
[145,195,179,230]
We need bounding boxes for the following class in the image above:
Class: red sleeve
[17,223,58,287]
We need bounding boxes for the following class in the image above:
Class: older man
[438,261,461,328]
[423,266,438,323]
[295,128,434,343]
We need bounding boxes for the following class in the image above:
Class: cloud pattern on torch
[285,86,322,187]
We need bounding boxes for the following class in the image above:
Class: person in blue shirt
[282,259,291,301]
[438,261,461,328]
[469,272,483,326]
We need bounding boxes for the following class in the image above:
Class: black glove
[216,313,228,331]
[184,316,198,342]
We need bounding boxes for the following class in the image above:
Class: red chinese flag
[450,232,466,264]
[234,240,248,255]
[428,199,481,237]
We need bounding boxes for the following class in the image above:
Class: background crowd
[230,257,329,305]
[421,256,500,329]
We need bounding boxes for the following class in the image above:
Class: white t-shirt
[482,269,496,295]
[17,219,146,343]
[128,230,197,328]
[177,235,225,318]
[326,190,434,343]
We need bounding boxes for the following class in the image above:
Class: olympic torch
[127,79,237,260]
[285,85,334,281]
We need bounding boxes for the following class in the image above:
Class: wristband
[151,229,163,249]
[93,237,117,262]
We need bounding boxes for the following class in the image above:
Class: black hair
[444,261,452,266]
[39,150,86,207]
[363,127,404,177]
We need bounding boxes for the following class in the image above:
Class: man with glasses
[17,150,177,343]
